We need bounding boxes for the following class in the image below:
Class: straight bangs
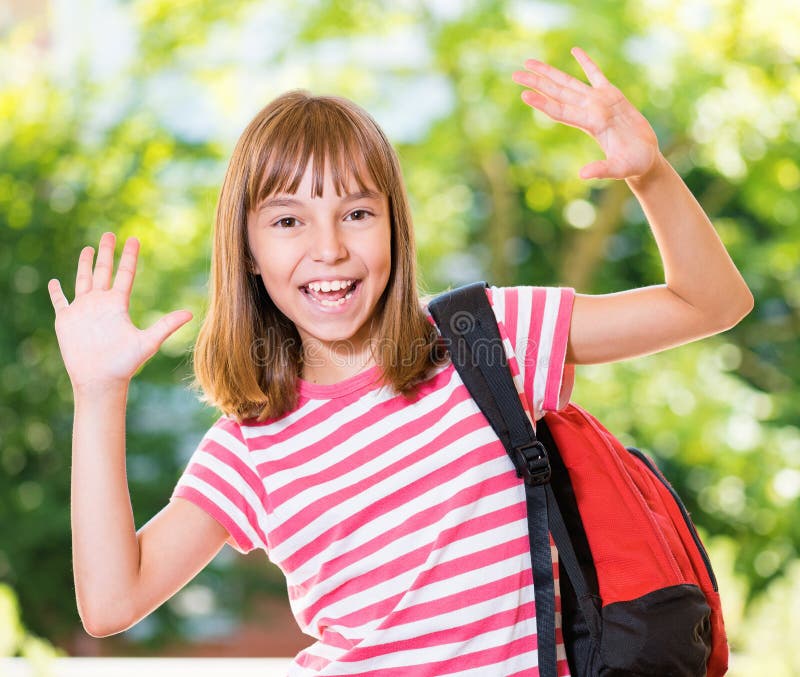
[244,93,393,210]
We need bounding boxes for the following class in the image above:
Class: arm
[71,383,228,637]
[513,48,753,365]
[70,381,139,635]
[50,233,227,636]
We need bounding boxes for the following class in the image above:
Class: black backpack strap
[429,281,557,676]
[428,282,550,482]
[428,281,602,675]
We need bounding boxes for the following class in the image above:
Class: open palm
[48,233,192,390]
[513,47,659,180]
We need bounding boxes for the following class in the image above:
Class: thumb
[142,309,193,354]
[579,160,610,180]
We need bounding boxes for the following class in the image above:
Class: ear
[245,249,260,275]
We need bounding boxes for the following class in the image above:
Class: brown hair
[193,90,441,421]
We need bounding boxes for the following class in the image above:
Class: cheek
[250,252,293,304]
[258,262,291,293]
[250,234,300,285]
[257,265,297,319]
[370,225,392,277]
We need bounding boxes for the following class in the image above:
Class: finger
[512,70,584,106]
[521,90,584,130]
[112,237,140,299]
[571,47,609,88]
[522,57,590,95]
[75,246,95,297]
[92,232,116,291]
[142,310,193,354]
[579,160,611,180]
[48,279,69,313]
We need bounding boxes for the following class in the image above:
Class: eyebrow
[258,190,383,210]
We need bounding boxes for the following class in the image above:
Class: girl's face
[246,162,391,380]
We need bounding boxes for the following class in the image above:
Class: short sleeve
[487,286,575,418]
[170,416,269,555]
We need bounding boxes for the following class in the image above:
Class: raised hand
[48,232,193,391]
[512,47,660,181]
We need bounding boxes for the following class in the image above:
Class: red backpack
[429,282,727,677]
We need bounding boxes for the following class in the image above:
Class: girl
[49,48,752,675]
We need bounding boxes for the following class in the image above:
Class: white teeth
[302,279,357,309]
[314,289,355,307]
[306,279,353,292]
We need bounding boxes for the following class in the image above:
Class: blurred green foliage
[1,582,64,673]
[1,0,798,671]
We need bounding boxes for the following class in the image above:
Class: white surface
[0,657,293,677]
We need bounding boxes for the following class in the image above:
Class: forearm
[626,154,753,325]
[71,382,140,636]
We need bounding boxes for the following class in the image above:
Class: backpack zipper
[569,405,719,593]
[625,446,719,593]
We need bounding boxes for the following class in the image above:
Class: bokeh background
[1,0,798,673]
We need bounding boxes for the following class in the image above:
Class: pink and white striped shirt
[171,285,575,676]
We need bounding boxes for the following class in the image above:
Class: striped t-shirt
[171,285,575,676]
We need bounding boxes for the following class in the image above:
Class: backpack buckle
[514,441,551,486]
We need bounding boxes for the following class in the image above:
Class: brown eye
[274,217,299,228]
[347,210,370,221]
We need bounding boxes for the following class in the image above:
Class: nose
[309,220,348,264]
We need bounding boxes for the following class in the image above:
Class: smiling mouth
[300,280,360,307]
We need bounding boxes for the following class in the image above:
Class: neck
[300,341,377,385]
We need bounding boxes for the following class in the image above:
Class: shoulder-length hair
[193,90,441,421]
